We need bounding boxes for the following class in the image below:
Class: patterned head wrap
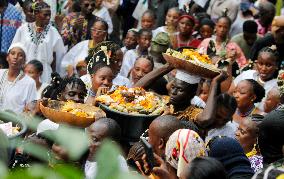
[165,129,207,177]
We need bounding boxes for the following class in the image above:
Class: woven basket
[162,53,220,78]
[40,100,106,128]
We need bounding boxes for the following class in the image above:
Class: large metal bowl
[99,103,158,142]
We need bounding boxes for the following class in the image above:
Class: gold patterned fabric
[174,105,203,122]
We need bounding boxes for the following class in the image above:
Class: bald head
[243,118,259,138]
[88,118,121,142]
[148,115,184,156]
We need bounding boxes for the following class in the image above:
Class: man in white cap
[134,64,202,121]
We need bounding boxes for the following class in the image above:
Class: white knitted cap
[8,42,27,57]
[175,70,201,84]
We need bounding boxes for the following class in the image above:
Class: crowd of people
[0,0,284,178]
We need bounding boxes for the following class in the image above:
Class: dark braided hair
[94,18,108,33]
[244,79,265,103]
[258,46,280,64]
[86,49,112,75]
[217,8,232,27]
[32,1,50,14]
[86,41,121,76]
[42,72,62,98]
[42,73,87,100]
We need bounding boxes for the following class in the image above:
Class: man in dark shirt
[250,16,284,67]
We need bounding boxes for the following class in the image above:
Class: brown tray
[40,100,106,128]
[163,53,220,78]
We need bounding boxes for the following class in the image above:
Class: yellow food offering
[181,49,212,64]
[96,86,168,115]
[166,48,212,64]
[12,126,20,135]
[61,101,94,118]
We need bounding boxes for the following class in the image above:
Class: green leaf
[96,140,143,179]
[96,140,121,179]
[0,162,8,178]
[0,130,9,165]
[42,125,89,161]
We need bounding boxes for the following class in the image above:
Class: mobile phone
[140,137,155,171]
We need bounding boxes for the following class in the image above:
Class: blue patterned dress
[0,3,22,53]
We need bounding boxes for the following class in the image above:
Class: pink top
[256,19,271,37]
[198,38,248,68]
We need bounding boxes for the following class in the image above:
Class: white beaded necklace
[0,70,24,106]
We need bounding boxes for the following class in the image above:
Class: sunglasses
[91,28,107,34]
[84,3,96,8]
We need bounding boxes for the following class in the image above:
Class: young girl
[152,7,181,38]
[198,18,215,40]
[171,14,201,49]
[229,46,279,95]
[121,29,139,55]
[81,41,131,90]
[191,79,211,108]
[141,10,156,30]
[85,49,115,105]
[120,29,152,77]
[233,79,265,124]
[24,60,49,99]
[198,14,247,68]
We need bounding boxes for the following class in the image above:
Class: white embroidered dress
[0,70,37,113]
[12,23,66,83]
[61,40,89,76]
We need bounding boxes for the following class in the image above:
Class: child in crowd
[24,60,49,99]
[191,79,211,108]
[121,29,139,55]
[198,18,215,40]
[152,7,181,38]
[141,10,156,30]
[85,50,115,104]
[81,41,131,91]
[171,14,201,49]
[120,29,152,77]
[230,46,279,95]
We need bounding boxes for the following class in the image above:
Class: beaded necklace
[0,70,24,106]
[28,23,50,55]
[236,105,256,117]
